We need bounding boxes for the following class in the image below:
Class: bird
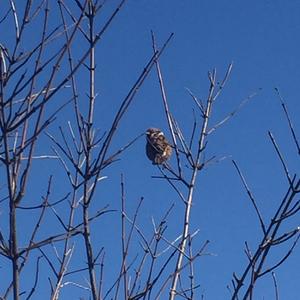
[145,128,172,165]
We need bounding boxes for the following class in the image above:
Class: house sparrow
[146,128,172,165]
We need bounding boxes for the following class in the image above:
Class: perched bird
[146,128,172,165]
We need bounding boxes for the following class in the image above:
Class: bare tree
[228,89,300,300]
[0,1,299,300]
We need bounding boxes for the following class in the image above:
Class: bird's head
[146,128,164,137]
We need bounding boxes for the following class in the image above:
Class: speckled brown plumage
[146,128,172,165]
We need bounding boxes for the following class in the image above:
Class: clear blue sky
[1,1,300,299]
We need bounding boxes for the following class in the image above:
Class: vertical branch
[14,0,50,205]
[49,3,84,299]
[272,272,279,300]
[1,4,22,299]
[187,236,195,300]
[82,2,98,299]
[275,88,300,155]
[9,0,20,42]
[116,173,128,299]
[151,32,182,177]
[169,69,217,300]
[121,175,128,300]
[2,66,19,300]
[9,178,19,300]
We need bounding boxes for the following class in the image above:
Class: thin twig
[275,88,300,155]
[151,31,182,177]
[232,160,266,234]
[268,131,292,185]
[271,272,279,300]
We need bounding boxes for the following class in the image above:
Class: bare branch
[275,88,300,155]
[268,131,293,185]
[232,160,266,234]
